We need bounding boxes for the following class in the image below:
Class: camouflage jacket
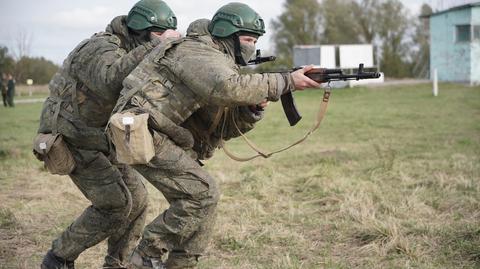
[116,19,294,159]
[38,16,160,151]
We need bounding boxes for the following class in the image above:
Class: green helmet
[209,2,265,38]
[126,0,177,31]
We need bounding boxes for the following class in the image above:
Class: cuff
[144,38,162,51]
[268,73,295,101]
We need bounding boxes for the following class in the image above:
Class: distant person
[33,0,180,268]
[6,73,15,107]
[0,73,7,107]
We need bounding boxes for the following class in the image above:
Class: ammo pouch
[108,111,155,165]
[33,133,76,175]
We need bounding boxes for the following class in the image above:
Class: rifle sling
[208,107,225,135]
[221,89,331,162]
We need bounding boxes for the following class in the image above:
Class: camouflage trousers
[132,132,220,268]
[51,147,148,268]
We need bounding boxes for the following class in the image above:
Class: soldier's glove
[239,106,264,123]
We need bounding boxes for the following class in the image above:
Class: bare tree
[9,27,34,82]
[11,27,33,60]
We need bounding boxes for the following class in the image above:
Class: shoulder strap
[207,107,225,135]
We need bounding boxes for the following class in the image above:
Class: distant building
[292,44,384,87]
[428,3,480,85]
[293,44,375,69]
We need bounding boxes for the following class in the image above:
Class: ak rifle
[248,50,381,126]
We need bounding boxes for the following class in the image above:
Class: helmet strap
[233,34,247,66]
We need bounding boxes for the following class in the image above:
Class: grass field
[0,83,479,269]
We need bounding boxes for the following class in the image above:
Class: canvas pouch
[33,133,76,175]
[108,111,155,165]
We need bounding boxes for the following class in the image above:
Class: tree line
[0,46,58,85]
[266,0,433,78]
[0,0,433,84]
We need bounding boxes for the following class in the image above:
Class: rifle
[249,50,381,126]
[248,49,276,65]
[282,63,381,126]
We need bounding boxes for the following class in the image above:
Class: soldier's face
[237,35,258,65]
[238,35,257,47]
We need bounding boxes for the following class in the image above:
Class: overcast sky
[0,0,471,64]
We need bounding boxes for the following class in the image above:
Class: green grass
[0,83,479,268]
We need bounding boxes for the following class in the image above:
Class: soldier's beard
[130,30,151,46]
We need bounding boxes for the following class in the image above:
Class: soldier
[109,2,319,268]
[34,0,180,268]
[0,73,7,107]
[6,73,15,107]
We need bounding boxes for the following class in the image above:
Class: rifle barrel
[248,56,276,65]
[306,72,380,83]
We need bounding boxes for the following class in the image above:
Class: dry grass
[15,84,49,96]
[0,83,479,268]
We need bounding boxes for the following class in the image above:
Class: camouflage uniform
[6,77,15,107]
[112,19,294,268]
[37,16,162,267]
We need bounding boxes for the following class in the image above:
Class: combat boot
[128,247,165,269]
[40,249,75,269]
[164,252,199,269]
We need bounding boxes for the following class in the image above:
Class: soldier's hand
[151,29,182,42]
[249,99,268,113]
[258,99,269,109]
[291,65,321,91]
